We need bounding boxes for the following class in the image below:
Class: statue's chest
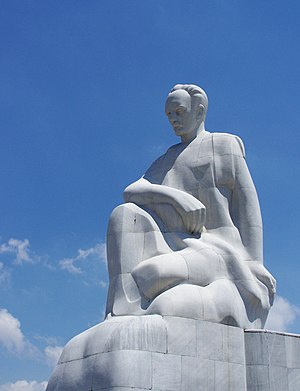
[161,141,215,194]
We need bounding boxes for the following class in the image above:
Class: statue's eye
[176,107,185,116]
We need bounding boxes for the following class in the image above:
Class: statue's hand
[249,262,276,305]
[174,194,206,234]
[124,178,206,234]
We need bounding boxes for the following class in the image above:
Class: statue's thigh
[147,281,247,326]
[107,203,170,277]
[180,245,228,286]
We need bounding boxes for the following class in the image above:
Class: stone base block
[46,316,300,391]
[244,329,300,391]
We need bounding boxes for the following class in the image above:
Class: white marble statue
[105,84,276,328]
[46,85,277,391]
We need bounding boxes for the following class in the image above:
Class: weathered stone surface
[47,317,300,391]
[244,330,300,391]
[47,84,280,390]
[105,84,275,329]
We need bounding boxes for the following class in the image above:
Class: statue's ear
[196,104,205,121]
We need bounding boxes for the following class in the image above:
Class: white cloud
[0,308,65,368]
[265,295,300,332]
[0,308,25,353]
[33,335,61,346]
[59,242,106,275]
[78,243,106,261]
[0,380,47,391]
[0,308,37,357]
[44,345,63,367]
[0,238,33,265]
[0,261,10,286]
[99,280,108,288]
[59,258,82,274]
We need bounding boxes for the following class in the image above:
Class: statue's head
[165,84,208,141]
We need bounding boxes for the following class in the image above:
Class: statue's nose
[169,113,178,124]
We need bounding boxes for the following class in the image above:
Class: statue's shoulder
[144,141,186,182]
[166,142,183,152]
[211,132,245,158]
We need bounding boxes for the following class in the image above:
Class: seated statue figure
[46,84,276,391]
[105,83,276,328]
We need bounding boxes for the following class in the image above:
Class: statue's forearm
[124,178,206,234]
[240,225,263,262]
[232,186,263,262]
[230,156,264,262]
[124,178,185,208]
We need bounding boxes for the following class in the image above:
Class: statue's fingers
[189,211,196,233]
[197,209,205,231]
[194,210,202,233]
[202,208,206,224]
[188,211,197,234]
[192,210,201,234]
[184,214,192,233]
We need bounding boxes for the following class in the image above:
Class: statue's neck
[180,122,206,144]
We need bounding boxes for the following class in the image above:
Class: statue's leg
[105,203,171,317]
[136,240,269,327]
[146,280,249,327]
[131,242,228,302]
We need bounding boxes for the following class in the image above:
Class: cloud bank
[0,308,28,354]
[0,261,10,286]
[59,242,106,275]
[0,238,38,288]
[0,308,62,366]
[59,242,107,287]
[0,239,32,265]
[0,381,47,391]
[265,295,300,332]
[44,345,63,367]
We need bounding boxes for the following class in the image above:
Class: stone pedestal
[47,316,300,391]
[245,329,300,390]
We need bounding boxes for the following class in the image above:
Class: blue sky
[1,1,300,389]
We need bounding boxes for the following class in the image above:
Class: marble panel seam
[245,329,300,339]
[61,345,177,365]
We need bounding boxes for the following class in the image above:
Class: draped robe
[106,131,275,328]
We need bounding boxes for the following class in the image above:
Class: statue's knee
[108,203,137,235]
[108,203,160,235]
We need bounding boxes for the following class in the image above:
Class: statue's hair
[169,84,208,112]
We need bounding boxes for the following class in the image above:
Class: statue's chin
[174,127,185,136]
[173,126,198,140]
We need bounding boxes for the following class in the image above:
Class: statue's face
[165,90,198,138]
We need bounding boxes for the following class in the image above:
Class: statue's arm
[214,134,263,263]
[231,154,263,262]
[230,142,276,299]
[124,177,206,234]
